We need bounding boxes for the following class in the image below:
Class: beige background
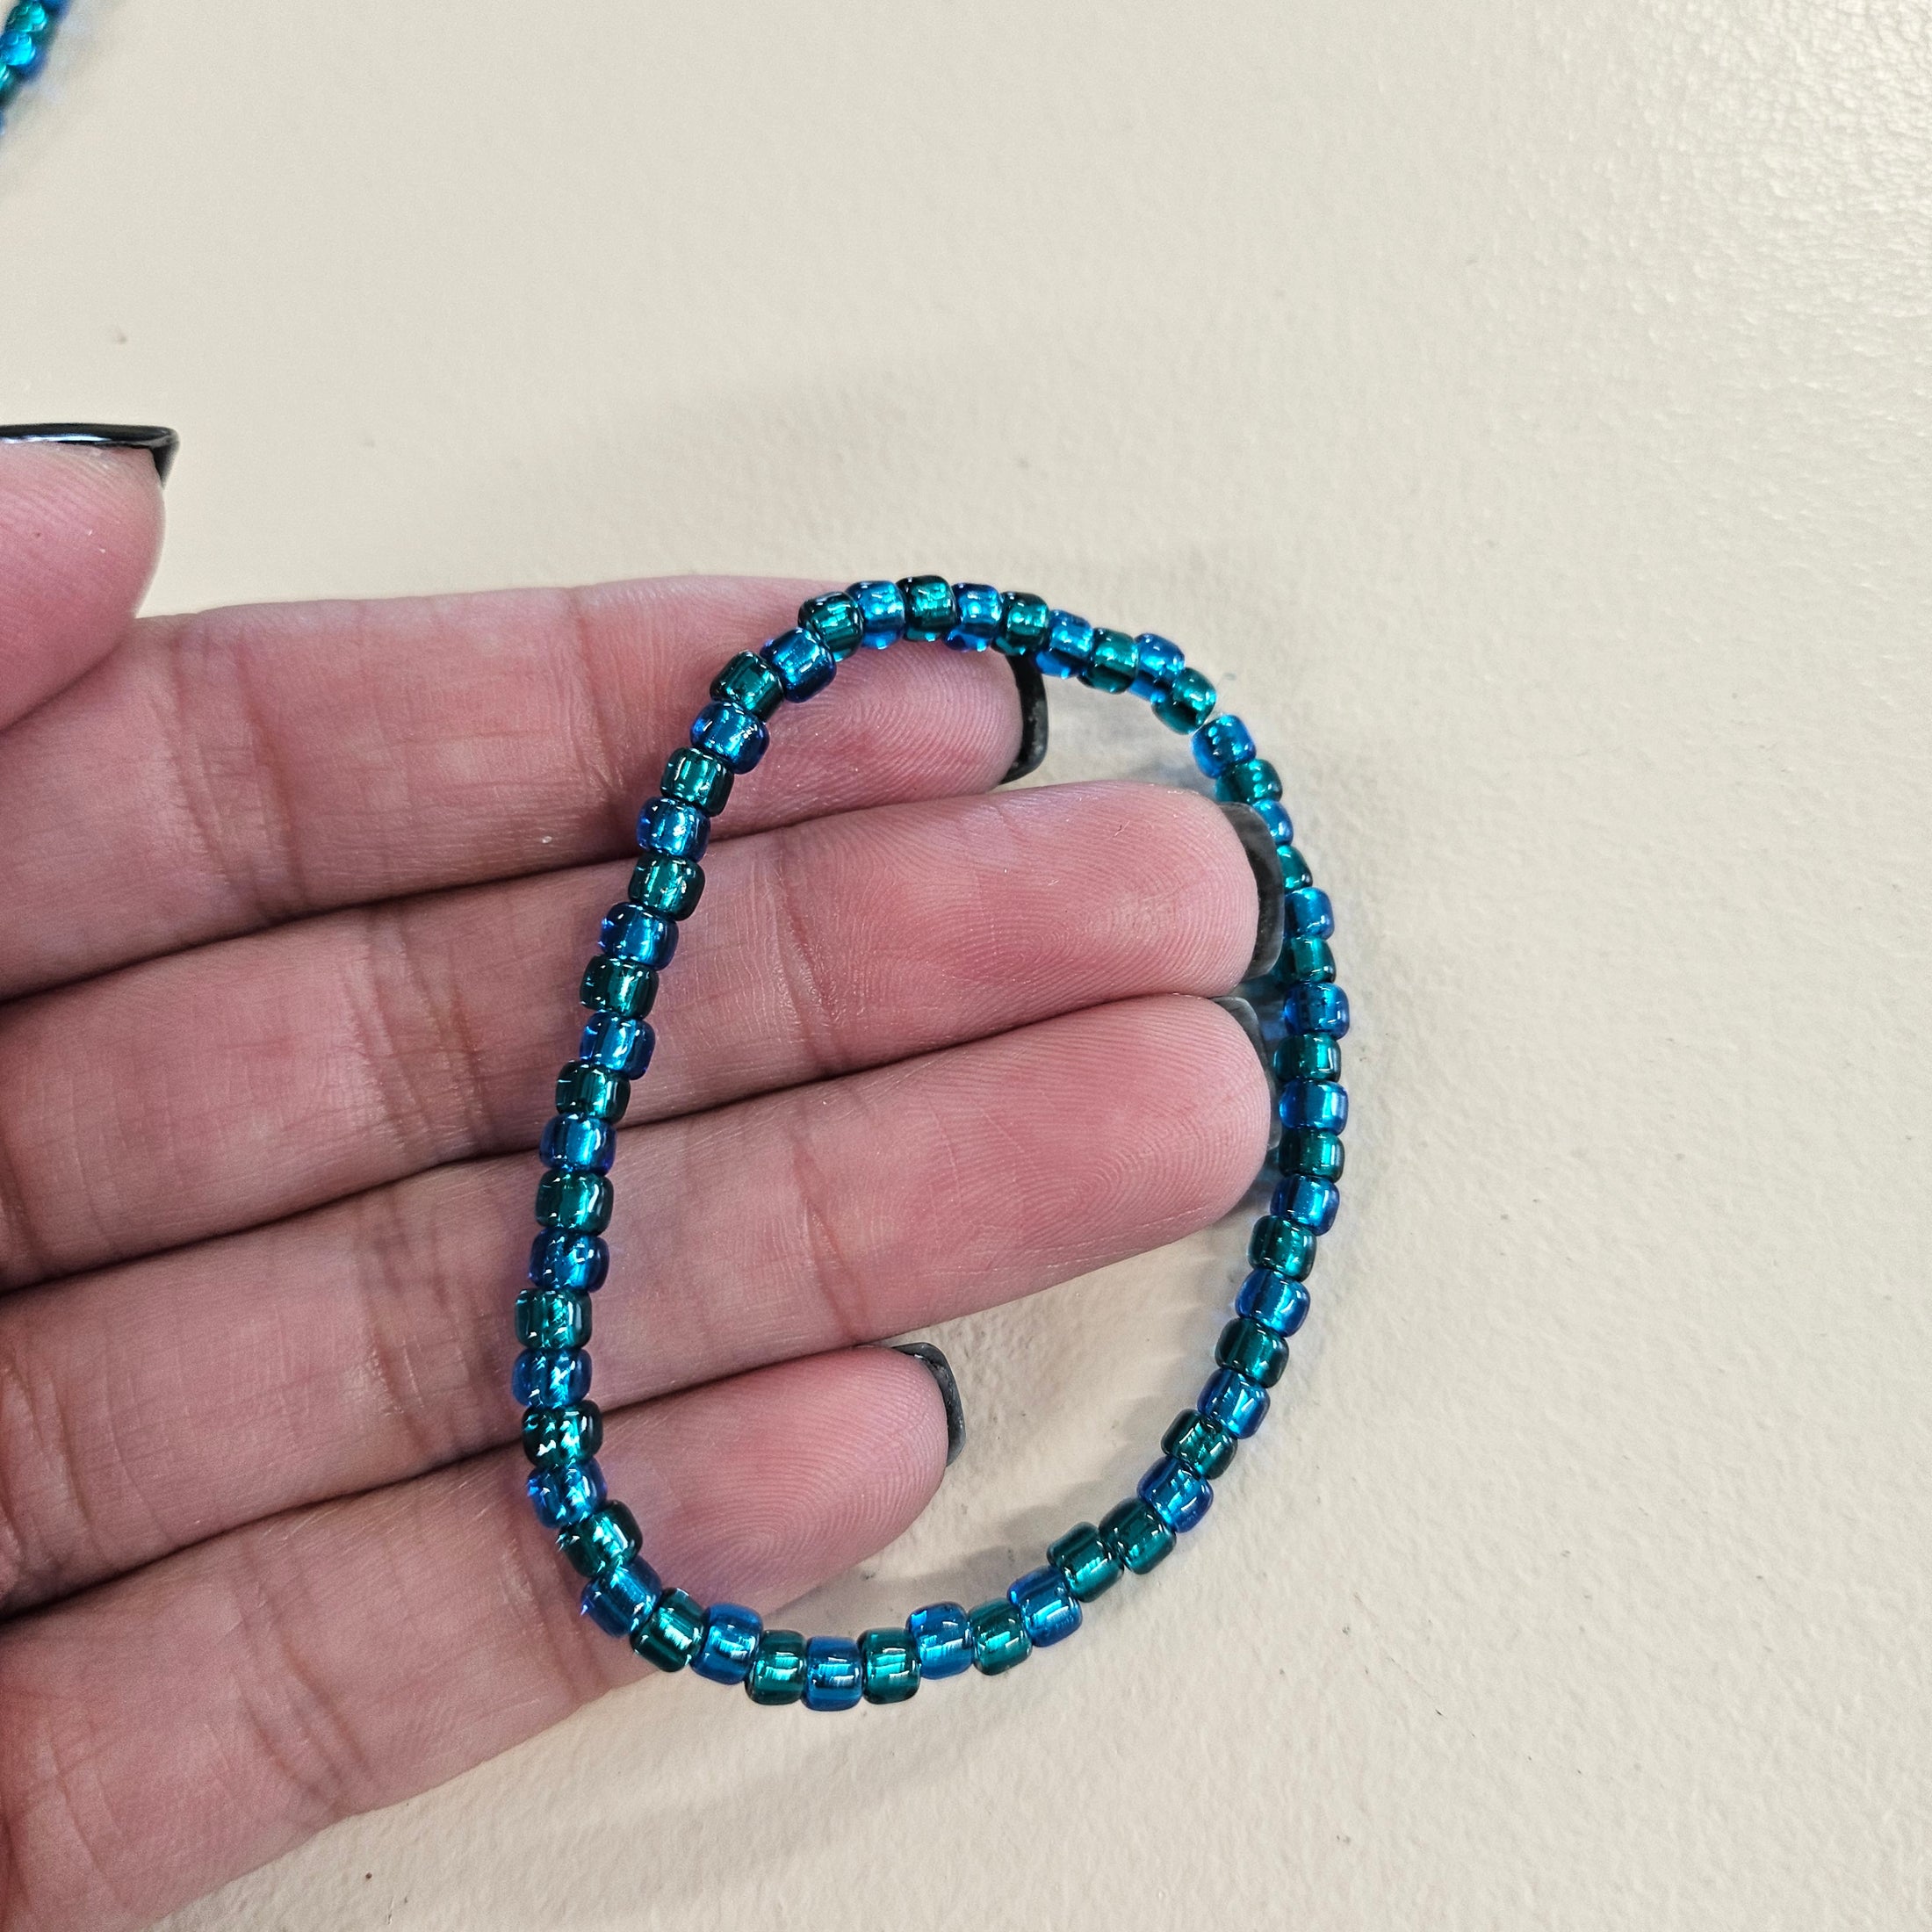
[5,1,1930,1926]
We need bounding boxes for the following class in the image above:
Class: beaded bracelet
[516,580,1350,1707]
[0,0,67,139]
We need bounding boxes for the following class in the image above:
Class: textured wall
[5,1,1928,1925]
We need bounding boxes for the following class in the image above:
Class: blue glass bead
[1081,627,1139,695]
[1285,887,1334,940]
[600,902,677,968]
[798,590,866,659]
[554,1063,630,1123]
[966,1599,1033,1675]
[1098,1497,1175,1573]
[535,1169,614,1235]
[1249,1214,1316,1280]
[948,583,1004,650]
[516,1286,591,1350]
[1236,1266,1311,1337]
[898,575,958,641]
[558,1501,641,1579]
[1129,631,1184,697]
[1215,757,1285,805]
[1251,798,1294,848]
[1138,1457,1214,1533]
[1036,609,1096,680]
[579,1013,654,1079]
[710,652,785,721]
[1279,1128,1345,1183]
[1217,1316,1289,1388]
[0,27,45,74]
[1277,845,1314,892]
[526,1458,606,1528]
[1153,667,1217,732]
[1048,1522,1122,1601]
[1162,1409,1237,1481]
[629,855,703,921]
[1281,1078,1349,1134]
[905,1602,974,1679]
[513,1345,591,1409]
[635,796,711,861]
[693,1603,763,1684]
[580,1556,661,1635]
[851,580,906,647]
[762,626,837,700]
[661,746,734,813]
[1273,1172,1340,1235]
[860,1627,921,1703]
[690,699,768,774]
[998,592,1051,658]
[1008,1565,1083,1646]
[529,1229,609,1292]
[540,1113,615,1174]
[522,1401,602,1467]
[746,1629,808,1705]
[1281,982,1350,1037]
[804,1635,864,1710]
[1273,1033,1341,1085]
[1193,715,1257,775]
[1199,1366,1270,1438]
[633,1589,706,1671]
[6,4,48,36]
[1279,935,1336,983]
[580,956,656,1020]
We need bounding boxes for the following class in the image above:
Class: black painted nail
[889,1342,967,1464]
[999,654,1048,784]
[0,422,179,486]
[1218,803,1287,979]
[1211,994,1283,1145]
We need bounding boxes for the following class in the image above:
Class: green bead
[628,854,703,920]
[535,1168,613,1234]
[1273,1034,1340,1084]
[746,1628,809,1705]
[1214,758,1284,805]
[1217,1316,1289,1388]
[661,747,733,814]
[859,1627,922,1703]
[516,1287,591,1350]
[711,650,786,720]
[998,592,1051,658]
[1249,1215,1316,1279]
[898,575,957,640]
[1162,1409,1236,1480]
[580,956,658,1019]
[1280,1128,1345,1182]
[1281,936,1336,983]
[1080,627,1138,695]
[1099,1498,1175,1574]
[554,1063,630,1121]
[1153,667,1216,732]
[1047,1521,1122,1602]
[521,1401,602,1468]
[632,1588,705,1670]
[966,1598,1033,1675]
[799,590,866,659]
[558,1501,640,1578]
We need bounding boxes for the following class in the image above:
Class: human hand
[0,435,1271,1930]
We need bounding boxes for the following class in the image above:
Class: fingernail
[1211,994,1284,1145]
[0,423,179,486]
[1217,802,1286,979]
[999,654,1049,784]
[888,1342,967,1464]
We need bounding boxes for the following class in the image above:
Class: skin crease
[0,443,1269,1932]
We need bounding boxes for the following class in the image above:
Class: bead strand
[0,0,68,137]
[519,579,1351,1705]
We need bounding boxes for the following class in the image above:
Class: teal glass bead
[1138,1457,1213,1533]
[1274,1172,1340,1236]
[804,1635,864,1710]
[1162,1409,1237,1480]
[661,746,734,812]
[1273,1033,1341,1084]
[1036,609,1096,680]
[1279,1128,1345,1183]
[527,1459,605,1528]
[514,1345,591,1407]
[1281,1078,1349,1134]
[1253,799,1294,848]
[1193,714,1256,775]
[535,1168,615,1235]
[601,901,677,967]
[540,1113,615,1174]
[1281,982,1350,1036]
[0,67,16,107]
[898,575,958,641]
[528,1229,609,1292]
[521,1400,602,1467]
[1217,1316,1289,1388]
[629,855,703,920]
[1081,627,1139,695]
[0,25,45,73]
[578,1013,653,1079]
[1236,1266,1311,1337]
[693,1604,762,1683]
[557,1501,641,1579]
[581,1556,660,1635]
[905,1602,974,1679]
[1200,1366,1269,1438]
[1008,1566,1082,1646]
[636,796,710,860]
[746,1629,809,1705]
[1277,843,1313,890]
[798,589,866,659]
[966,1598,1033,1675]
[691,700,768,774]
[553,1063,630,1123]
[762,626,836,699]
[710,651,786,720]
[1099,1497,1175,1574]
[1286,886,1333,939]
[851,580,905,647]
[632,1588,706,1670]
[998,592,1051,658]
[1129,632,1184,698]
[948,583,1004,650]
[6,4,48,36]
[1047,1522,1122,1602]
[860,1627,922,1703]
[1215,757,1285,805]
[1153,667,1217,732]
[580,955,657,1019]
[1249,1213,1316,1279]
[1280,936,1337,983]
[516,1286,591,1350]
